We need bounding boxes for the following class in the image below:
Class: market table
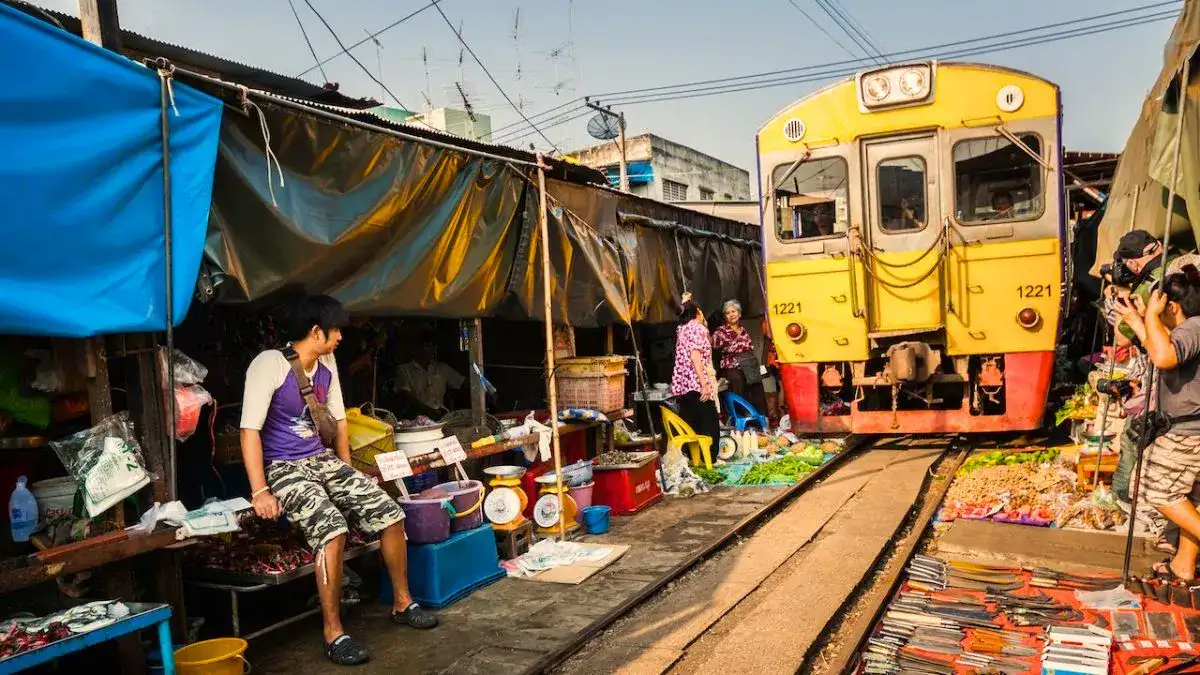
[0,603,174,675]
[184,541,381,639]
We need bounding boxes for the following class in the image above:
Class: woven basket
[556,357,627,413]
[347,407,396,474]
[440,409,502,446]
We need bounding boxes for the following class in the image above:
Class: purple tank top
[261,360,333,463]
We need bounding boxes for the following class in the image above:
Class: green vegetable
[738,455,816,486]
[695,468,725,484]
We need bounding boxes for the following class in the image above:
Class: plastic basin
[429,480,485,532]
[397,494,453,544]
[568,482,595,525]
[174,638,248,675]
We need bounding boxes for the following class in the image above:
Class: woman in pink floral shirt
[711,300,767,418]
[671,296,719,449]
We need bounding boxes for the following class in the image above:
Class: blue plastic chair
[723,391,768,432]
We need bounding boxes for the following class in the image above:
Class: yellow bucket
[174,638,249,675]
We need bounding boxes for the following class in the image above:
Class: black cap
[1116,230,1159,260]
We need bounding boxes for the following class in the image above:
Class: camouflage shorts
[265,451,404,551]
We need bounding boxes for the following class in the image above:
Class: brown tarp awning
[1093,2,1200,273]
[204,101,763,326]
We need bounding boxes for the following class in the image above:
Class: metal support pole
[537,156,568,540]
[617,112,629,193]
[1092,186,1140,486]
[1123,55,1191,580]
[468,319,485,425]
[158,63,178,501]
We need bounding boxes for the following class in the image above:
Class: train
[758,61,1064,434]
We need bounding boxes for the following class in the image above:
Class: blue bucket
[582,505,611,534]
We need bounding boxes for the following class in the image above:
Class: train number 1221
[1017,284,1053,298]
[772,302,799,315]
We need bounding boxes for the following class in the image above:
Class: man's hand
[1115,294,1146,325]
[1146,289,1169,317]
[252,490,280,520]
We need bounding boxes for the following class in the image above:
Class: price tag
[438,436,468,465]
[374,450,413,481]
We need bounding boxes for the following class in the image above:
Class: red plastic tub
[592,456,663,516]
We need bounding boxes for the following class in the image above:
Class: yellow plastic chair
[661,407,714,470]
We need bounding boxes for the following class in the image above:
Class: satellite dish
[587,111,623,141]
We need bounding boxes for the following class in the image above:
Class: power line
[286,0,328,83]
[591,1,1178,100]
[296,0,445,78]
[430,3,561,152]
[828,0,885,59]
[783,0,859,60]
[300,0,410,112]
[496,5,1175,143]
[813,0,883,65]
[494,6,1177,145]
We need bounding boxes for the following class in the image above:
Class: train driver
[989,190,1015,219]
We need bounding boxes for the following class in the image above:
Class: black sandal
[391,602,438,630]
[325,634,370,666]
[1152,560,1195,583]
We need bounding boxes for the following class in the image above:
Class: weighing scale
[482,466,529,532]
[533,473,579,537]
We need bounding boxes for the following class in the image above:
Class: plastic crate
[592,456,663,516]
[380,523,505,609]
[556,357,627,412]
[347,407,395,474]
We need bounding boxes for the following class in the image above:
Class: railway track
[541,435,974,674]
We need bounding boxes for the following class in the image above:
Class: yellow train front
[758,61,1063,434]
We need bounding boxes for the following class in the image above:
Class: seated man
[989,190,1015,219]
[241,295,437,667]
[394,332,465,418]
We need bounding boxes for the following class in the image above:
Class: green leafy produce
[1055,385,1097,427]
[957,448,1060,476]
[794,445,824,466]
[739,455,816,485]
[695,468,725,484]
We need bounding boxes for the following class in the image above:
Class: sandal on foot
[1152,560,1195,583]
[325,634,370,666]
[392,602,438,629]
[1155,536,1178,555]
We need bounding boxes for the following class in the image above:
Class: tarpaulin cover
[205,99,763,326]
[1093,4,1200,274]
[0,2,222,336]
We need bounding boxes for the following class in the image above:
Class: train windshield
[953,134,1044,224]
[773,156,850,241]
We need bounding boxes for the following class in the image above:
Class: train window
[772,157,849,241]
[877,156,927,232]
[953,134,1044,224]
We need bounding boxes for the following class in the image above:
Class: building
[568,133,751,203]
[405,107,493,142]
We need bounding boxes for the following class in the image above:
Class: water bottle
[9,476,37,543]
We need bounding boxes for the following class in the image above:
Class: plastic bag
[1075,585,1141,610]
[51,412,154,517]
[173,385,212,442]
[165,349,208,386]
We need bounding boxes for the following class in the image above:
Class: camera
[1096,378,1135,400]
[1100,259,1138,287]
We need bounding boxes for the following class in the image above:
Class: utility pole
[78,0,122,50]
[585,99,628,192]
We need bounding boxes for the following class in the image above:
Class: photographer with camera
[1115,265,1200,582]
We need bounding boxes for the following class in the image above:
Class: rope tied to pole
[236,85,286,208]
[153,59,179,118]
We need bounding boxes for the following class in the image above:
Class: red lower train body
[778,351,1054,435]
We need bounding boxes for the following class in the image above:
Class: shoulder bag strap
[282,348,320,408]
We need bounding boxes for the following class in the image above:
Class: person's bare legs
[1156,501,1200,580]
[379,520,413,611]
[316,533,347,644]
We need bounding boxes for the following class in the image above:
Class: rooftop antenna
[421,46,433,110]
[363,28,385,104]
[456,82,477,139]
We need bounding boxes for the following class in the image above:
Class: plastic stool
[661,407,714,470]
[723,391,768,432]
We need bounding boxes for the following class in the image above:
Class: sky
[33,0,1177,180]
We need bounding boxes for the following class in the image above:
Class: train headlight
[899,68,927,97]
[863,75,890,103]
[785,322,806,342]
[857,62,934,110]
[1017,307,1041,330]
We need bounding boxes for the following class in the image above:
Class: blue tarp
[604,160,654,187]
[0,3,221,337]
